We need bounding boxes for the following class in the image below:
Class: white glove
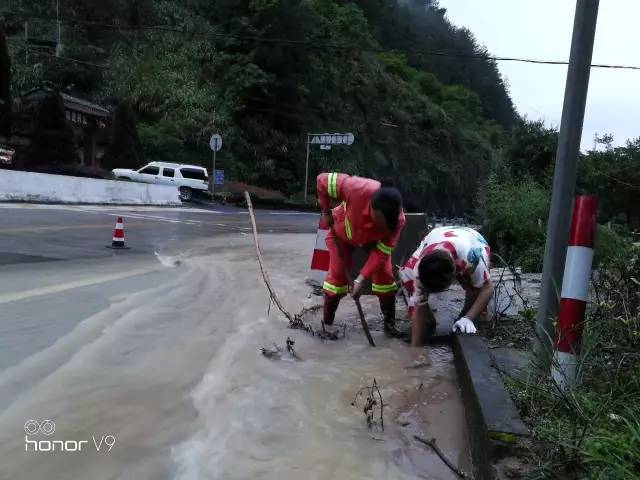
[452,317,477,334]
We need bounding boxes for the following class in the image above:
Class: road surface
[0,202,471,480]
[0,203,317,372]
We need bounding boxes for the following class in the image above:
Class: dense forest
[2,0,516,213]
[1,0,639,228]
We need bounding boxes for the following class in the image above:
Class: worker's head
[370,187,402,231]
[418,250,456,293]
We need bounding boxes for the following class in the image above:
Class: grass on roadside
[499,245,640,479]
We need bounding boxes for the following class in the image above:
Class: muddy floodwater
[0,234,471,480]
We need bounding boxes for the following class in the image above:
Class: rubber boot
[323,293,342,326]
[379,295,406,338]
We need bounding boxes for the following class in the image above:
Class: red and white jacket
[316,172,405,279]
[399,227,491,319]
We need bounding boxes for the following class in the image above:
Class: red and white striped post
[308,217,330,287]
[552,196,598,389]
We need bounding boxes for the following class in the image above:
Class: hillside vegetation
[5,0,515,213]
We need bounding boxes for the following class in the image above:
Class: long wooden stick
[413,435,467,478]
[245,192,294,323]
[330,227,376,347]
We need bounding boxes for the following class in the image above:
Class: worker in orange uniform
[317,172,406,337]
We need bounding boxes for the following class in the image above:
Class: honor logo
[24,420,116,453]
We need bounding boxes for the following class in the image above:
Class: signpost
[0,146,15,165]
[304,133,355,203]
[214,169,224,186]
[209,133,222,194]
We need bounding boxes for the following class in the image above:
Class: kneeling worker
[317,172,405,337]
[399,226,494,346]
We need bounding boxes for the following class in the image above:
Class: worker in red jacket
[317,172,406,337]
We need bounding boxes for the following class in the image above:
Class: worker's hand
[452,317,477,334]
[351,275,365,299]
[320,210,333,227]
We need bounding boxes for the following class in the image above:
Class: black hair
[370,187,402,230]
[380,177,395,188]
[418,250,455,293]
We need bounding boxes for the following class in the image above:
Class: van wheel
[179,187,193,202]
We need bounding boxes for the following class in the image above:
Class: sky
[438,0,640,151]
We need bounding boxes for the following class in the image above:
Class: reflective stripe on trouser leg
[371,258,396,296]
[372,282,397,294]
[323,282,348,295]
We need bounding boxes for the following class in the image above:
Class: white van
[113,162,209,201]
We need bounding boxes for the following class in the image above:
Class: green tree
[507,119,558,182]
[579,136,640,227]
[15,0,517,213]
[0,27,11,136]
[353,0,516,127]
[31,92,77,166]
[477,168,550,271]
[102,102,144,170]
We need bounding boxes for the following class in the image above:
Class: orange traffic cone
[107,217,130,249]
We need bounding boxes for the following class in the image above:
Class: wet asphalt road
[0,203,319,371]
[0,203,318,263]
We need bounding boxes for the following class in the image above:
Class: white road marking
[0,203,222,214]
[89,206,223,214]
[0,202,314,220]
[0,204,77,210]
[66,207,204,225]
[114,212,203,225]
[0,265,168,305]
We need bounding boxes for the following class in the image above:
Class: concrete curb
[453,334,529,480]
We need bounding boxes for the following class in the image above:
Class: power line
[7,41,109,68]
[8,14,640,71]
[33,49,108,68]
[428,51,640,71]
[591,168,640,191]
[9,14,354,48]
[2,13,186,32]
[19,38,640,72]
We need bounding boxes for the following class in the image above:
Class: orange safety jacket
[316,172,405,279]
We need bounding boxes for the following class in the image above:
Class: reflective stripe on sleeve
[376,241,393,255]
[328,173,338,198]
[345,218,352,240]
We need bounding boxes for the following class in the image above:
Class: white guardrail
[0,169,182,205]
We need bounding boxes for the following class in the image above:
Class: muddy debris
[260,337,301,361]
[352,379,385,432]
[414,435,468,478]
[291,305,348,341]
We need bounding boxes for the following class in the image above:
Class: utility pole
[24,21,28,64]
[211,147,217,195]
[55,0,62,57]
[303,133,310,203]
[535,0,599,369]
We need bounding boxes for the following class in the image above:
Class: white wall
[0,170,181,206]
